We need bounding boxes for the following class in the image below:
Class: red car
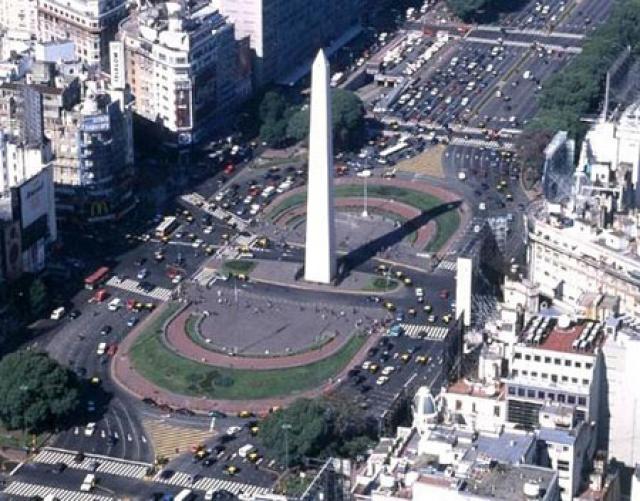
[439,289,449,299]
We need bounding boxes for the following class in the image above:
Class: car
[100,325,112,336]
[74,452,85,463]
[208,410,227,418]
[416,355,428,364]
[381,366,395,376]
[96,342,107,356]
[90,376,100,385]
[226,426,242,436]
[203,457,216,467]
[237,410,253,418]
[127,316,139,327]
[362,360,372,370]
[87,400,96,412]
[224,465,238,475]
[84,422,96,437]
[376,376,389,385]
[136,268,148,280]
[369,363,379,373]
[69,309,81,319]
[401,353,411,363]
[172,275,183,284]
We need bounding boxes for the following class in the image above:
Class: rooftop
[517,316,603,355]
[447,379,505,401]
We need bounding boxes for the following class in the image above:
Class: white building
[602,318,640,468]
[118,1,246,145]
[0,132,51,193]
[503,316,604,446]
[0,0,39,39]
[37,0,127,69]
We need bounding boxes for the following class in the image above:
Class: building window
[472,403,477,413]
[512,370,519,377]
[515,352,522,359]
[565,360,571,367]
[541,373,548,379]
[571,378,578,384]
[554,358,561,365]
[551,375,558,383]
[527,389,535,398]
[494,406,500,417]
[544,357,551,363]
[455,400,462,410]
[568,395,576,404]
[518,388,525,397]
[548,393,555,401]
[586,363,593,369]
[532,372,538,377]
[558,394,566,403]
[582,379,589,385]
[525,355,531,361]
[575,362,582,368]
[538,391,545,399]
[508,387,516,395]
[534,356,541,362]
[578,397,586,406]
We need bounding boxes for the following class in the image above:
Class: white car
[203,226,213,235]
[172,275,183,284]
[84,422,96,437]
[136,269,148,280]
[381,366,395,376]
[107,297,121,311]
[376,376,389,386]
[362,360,372,370]
[356,169,372,178]
[415,287,424,298]
[96,342,107,356]
[226,426,242,436]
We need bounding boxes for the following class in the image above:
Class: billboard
[456,256,473,327]
[18,167,52,229]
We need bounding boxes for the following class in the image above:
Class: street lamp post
[282,423,292,469]
[361,170,371,218]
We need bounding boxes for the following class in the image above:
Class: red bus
[85,266,110,290]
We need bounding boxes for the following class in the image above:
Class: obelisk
[304,49,336,284]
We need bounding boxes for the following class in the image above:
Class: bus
[330,72,345,87]
[85,266,110,290]
[174,489,195,501]
[155,216,179,238]
[379,141,408,159]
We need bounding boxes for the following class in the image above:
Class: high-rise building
[118,0,248,145]
[37,0,127,69]
[218,0,361,86]
[52,79,135,224]
[602,318,640,468]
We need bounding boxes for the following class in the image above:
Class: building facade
[218,0,362,86]
[38,0,127,69]
[52,80,134,224]
[118,1,247,146]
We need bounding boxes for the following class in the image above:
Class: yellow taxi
[224,465,238,475]
[237,410,253,418]
[416,355,428,364]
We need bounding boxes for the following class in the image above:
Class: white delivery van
[50,307,66,320]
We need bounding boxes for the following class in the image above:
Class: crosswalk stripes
[2,481,112,501]
[437,260,457,272]
[143,419,215,461]
[399,323,449,340]
[106,276,172,301]
[33,447,151,479]
[153,470,272,497]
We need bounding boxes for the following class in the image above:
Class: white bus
[155,216,179,238]
[330,72,345,87]
[379,142,408,159]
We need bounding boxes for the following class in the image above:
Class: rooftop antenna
[602,71,610,122]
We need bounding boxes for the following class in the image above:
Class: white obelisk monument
[304,49,336,284]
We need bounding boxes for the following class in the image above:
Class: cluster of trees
[260,397,377,466]
[532,0,640,140]
[445,0,527,22]
[258,89,365,151]
[516,0,640,187]
[0,351,81,433]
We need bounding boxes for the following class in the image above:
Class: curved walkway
[111,302,384,414]
[276,196,437,250]
[165,308,361,369]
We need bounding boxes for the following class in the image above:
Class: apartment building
[503,315,604,444]
[118,0,246,145]
[52,79,134,223]
[218,0,361,86]
[38,0,127,69]
[602,317,640,468]
[0,0,39,38]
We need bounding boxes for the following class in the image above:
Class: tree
[260,119,289,147]
[286,89,365,151]
[260,397,376,466]
[259,91,288,124]
[29,278,48,318]
[515,128,555,190]
[0,351,81,432]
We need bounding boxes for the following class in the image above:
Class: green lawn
[267,184,459,252]
[130,306,366,400]
[364,277,399,292]
[221,259,256,276]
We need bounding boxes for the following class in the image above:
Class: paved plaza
[192,285,385,356]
